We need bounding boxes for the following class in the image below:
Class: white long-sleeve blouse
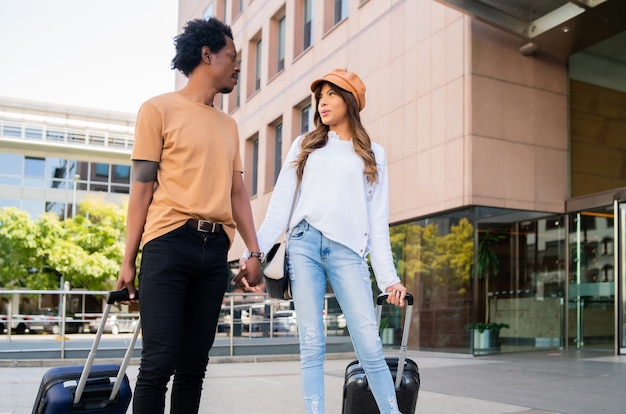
[254,131,401,292]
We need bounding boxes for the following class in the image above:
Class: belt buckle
[197,219,216,233]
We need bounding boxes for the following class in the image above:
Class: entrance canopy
[435,0,626,57]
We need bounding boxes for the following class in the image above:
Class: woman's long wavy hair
[293,81,378,184]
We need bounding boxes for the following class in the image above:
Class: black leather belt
[186,219,223,233]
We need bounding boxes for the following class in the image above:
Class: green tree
[0,207,41,288]
[0,197,127,291]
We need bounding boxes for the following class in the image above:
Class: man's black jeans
[133,223,230,413]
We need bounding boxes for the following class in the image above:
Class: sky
[0,0,179,114]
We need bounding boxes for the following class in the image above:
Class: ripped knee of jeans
[305,394,321,414]
[303,324,318,347]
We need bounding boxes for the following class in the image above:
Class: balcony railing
[0,119,134,150]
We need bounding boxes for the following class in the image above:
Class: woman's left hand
[385,283,407,307]
[232,257,263,292]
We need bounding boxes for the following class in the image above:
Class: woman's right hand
[385,283,407,307]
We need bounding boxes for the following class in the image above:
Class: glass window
[251,138,259,196]
[110,184,131,194]
[229,54,242,113]
[0,153,22,186]
[232,0,243,19]
[274,123,283,183]
[269,10,286,77]
[303,0,313,50]
[390,207,568,354]
[45,201,66,219]
[67,160,79,186]
[301,104,312,134]
[236,56,241,107]
[203,3,214,19]
[95,163,109,177]
[0,198,20,208]
[111,164,131,194]
[334,0,348,24]
[46,158,75,189]
[114,165,131,180]
[568,208,614,351]
[255,39,262,91]
[277,16,286,72]
[24,157,45,187]
[244,134,259,197]
[22,199,44,218]
[390,210,475,351]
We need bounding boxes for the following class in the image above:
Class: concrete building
[175,0,626,356]
[0,97,134,219]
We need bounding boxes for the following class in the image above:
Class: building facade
[0,97,134,219]
[175,0,626,356]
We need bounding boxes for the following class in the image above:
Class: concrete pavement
[2,349,626,413]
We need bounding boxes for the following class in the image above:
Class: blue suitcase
[32,364,132,413]
[32,290,140,414]
[342,293,420,414]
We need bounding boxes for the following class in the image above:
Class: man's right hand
[116,262,138,304]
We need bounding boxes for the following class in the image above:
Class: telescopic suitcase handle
[74,289,141,405]
[375,292,414,390]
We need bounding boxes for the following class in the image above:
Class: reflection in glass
[390,208,568,354]
[390,211,474,353]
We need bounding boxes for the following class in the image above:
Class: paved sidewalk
[2,349,626,413]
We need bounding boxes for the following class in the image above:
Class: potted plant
[469,321,510,353]
[470,230,508,352]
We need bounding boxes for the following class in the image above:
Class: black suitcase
[32,290,141,414]
[342,293,419,414]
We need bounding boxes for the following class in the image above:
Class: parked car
[0,314,28,334]
[25,308,86,334]
[323,310,347,330]
[273,310,297,334]
[89,314,138,335]
[240,309,266,333]
[217,307,234,333]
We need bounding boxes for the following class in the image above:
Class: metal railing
[0,289,347,358]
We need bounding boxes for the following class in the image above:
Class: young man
[116,17,263,413]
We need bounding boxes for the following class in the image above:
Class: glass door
[569,207,615,350]
[617,201,626,354]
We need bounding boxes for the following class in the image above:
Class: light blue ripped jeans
[288,220,401,414]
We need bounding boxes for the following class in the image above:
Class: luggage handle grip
[107,288,137,304]
[377,292,413,306]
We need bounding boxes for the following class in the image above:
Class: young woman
[238,68,407,414]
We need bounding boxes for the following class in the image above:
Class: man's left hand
[232,257,263,291]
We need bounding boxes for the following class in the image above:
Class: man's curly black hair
[171,17,234,77]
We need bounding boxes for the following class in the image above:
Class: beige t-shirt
[132,92,243,247]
